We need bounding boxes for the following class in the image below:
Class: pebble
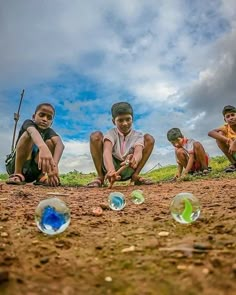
[0,232,8,237]
[40,257,49,264]
[177,264,187,270]
[121,245,135,253]
[202,268,209,275]
[105,276,112,282]
[158,231,169,237]
[92,207,103,217]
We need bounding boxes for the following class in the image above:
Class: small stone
[177,265,187,270]
[193,243,212,250]
[99,203,110,210]
[202,268,209,275]
[92,207,103,217]
[105,276,112,282]
[0,232,8,237]
[158,231,169,237]
[40,257,49,264]
[32,240,39,245]
[121,245,135,253]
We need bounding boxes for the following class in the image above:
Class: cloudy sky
[1,0,236,174]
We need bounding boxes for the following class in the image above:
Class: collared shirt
[218,123,236,140]
[103,128,144,161]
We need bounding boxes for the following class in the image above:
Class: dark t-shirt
[16,119,58,145]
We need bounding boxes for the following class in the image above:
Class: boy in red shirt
[167,128,209,179]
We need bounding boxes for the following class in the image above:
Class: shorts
[102,157,135,181]
[191,154,209,171]
[5,150,41,183]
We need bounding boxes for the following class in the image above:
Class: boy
[167,128,209,179]
[88,102,155,188]
[208,105,236,172]
[6,103,64,186]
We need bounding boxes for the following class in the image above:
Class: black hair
[167,128,184,142]
[35,103,55,116]
[111,102,133,119]
[222,105,236,116]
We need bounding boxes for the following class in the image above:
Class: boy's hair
[111,102,133,119]
[222,105,236,116]
[35,103,55,116]
[167,128,184,142]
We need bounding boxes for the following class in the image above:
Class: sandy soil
[0,178,235,295]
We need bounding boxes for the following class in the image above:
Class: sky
[0,0,236,174]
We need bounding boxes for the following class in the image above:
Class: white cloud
[0,0,236,174]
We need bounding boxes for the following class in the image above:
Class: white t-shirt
[103,128,144,161]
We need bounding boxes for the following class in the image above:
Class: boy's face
[113,114,133,135]
[224,112,236,125]
[170,137,183,148]
[33,105,54,130]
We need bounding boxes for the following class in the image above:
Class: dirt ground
[0,178,235,295]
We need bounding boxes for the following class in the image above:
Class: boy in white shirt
[88,102,155,188]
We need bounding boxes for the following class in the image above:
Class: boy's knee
[90,131,103,142]
[144,134,155,146]
[176,148,186,157]
[193,142,202,150]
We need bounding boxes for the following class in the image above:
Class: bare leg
[216,139,235,164]
[194,142,208,170]
[132,134,155,181]
[175,148,188,168]
[89,131,104,182]
[14,132,34,174]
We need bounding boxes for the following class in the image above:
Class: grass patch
[0,156,235,185]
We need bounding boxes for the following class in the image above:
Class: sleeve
[133,131,144,148]
[43,128,58,141]
[217,124,227,134]
[103,129,116,146]
[21,119,37,131]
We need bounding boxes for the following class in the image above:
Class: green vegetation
[0,156,235,186]
[146,155,235,182]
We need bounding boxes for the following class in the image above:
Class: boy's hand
[48,165,60,187]
[121,154,137,169]
[38,146,55,174]
[105,170,121,188]
[229,140,236,154]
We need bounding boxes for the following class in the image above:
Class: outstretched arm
[47,136,65,186]
[183,153,194,176]
[27,126,55,173]
[103,140,120,188]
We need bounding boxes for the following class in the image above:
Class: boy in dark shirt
[6,103,64,186]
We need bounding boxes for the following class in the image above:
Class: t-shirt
[16,119,58,146]
[218,124,236,140]
[175,137,195,155]
[103,128,144,161]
